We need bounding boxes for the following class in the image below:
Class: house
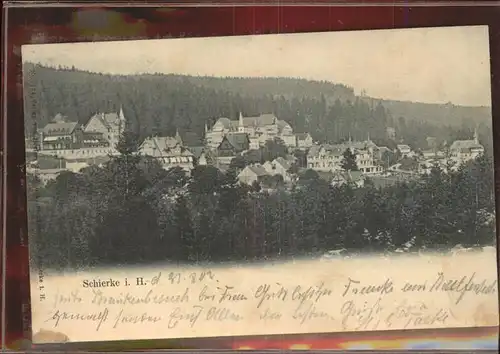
[295,133,314,149]
[307,144,344,172]
[83,107,127,149]
[448,130,484,165]
[237,164,269,185]
[39,115,83,150]
[215,132,250,164]
[140,136,194,172]
[307,139,382,175]
[397,144,412,158]
[263,157,293,182]
[206,112,297,149]
[331,170,365,188]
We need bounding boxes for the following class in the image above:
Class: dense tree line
[23,63,493,154]
[27,133,496,271]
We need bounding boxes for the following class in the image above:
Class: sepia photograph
[23,26,496,270]
[22,26,499,343]
[23,27,495,269]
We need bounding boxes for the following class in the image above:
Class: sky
[22,25,492,107]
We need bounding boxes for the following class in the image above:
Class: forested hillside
[22,63,493,152]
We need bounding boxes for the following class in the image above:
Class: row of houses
[238,160,366,189]
[205,112,314,150]
[30,108,485,187]
[38,108,126,152]
[32,109,314,173]
[306,137,387,175]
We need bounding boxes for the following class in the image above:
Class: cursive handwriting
[92,288,190,306]
[342,278,394,297]
[206,306,244,322]
[260,307,282,321]
[254,283,288,309]
[218,286,248,303]
[113,309,162,329]
[429,272,497,305]
[404,308,449,329]
[291,282,333,307]
[168,305,204,329]
[45,308,109,331]
[292,301,334,325]
[168,271,217,285]
[340,298,383,330]
[36,264,498,338]
[53,289,83,309]
[385,300,427,327]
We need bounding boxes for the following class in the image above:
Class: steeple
[473,128,479,144]
[205,122,209,134]
[119,105,124,118]
[238,112,245,133]
[367,132,371,142]
[348,132,352,143]
[118,105,126,133]
[175,128,183,144]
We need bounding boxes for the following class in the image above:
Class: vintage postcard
[22,26,498,344]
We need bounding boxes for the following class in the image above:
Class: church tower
[238,112,245,133]
[473,128,479,144]
[118,105,126,135]
[175,128,183,145]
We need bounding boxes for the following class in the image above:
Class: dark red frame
[2,2,499,350]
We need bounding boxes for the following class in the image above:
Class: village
[26,107,485,190]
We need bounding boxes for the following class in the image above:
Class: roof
[141,136,193,157]
[449,140,483,151]
[52,113,67,122]
[213,113,292,133]
[397,144,411,150]
[309,144,344,156]
[213,117,233,129]
[245,164,268,176]
[84,112,123,132]
[378,146,391,153]
[188,146,209,159]
[42,122,79,136]
[188,146,203,159]
[240,113,277,127]
[141,136,180,151]
[274,157,292,170]
[323,145,345,156]
[309,141,379,157]
[223,133,249,151]
[344,140,378,150]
